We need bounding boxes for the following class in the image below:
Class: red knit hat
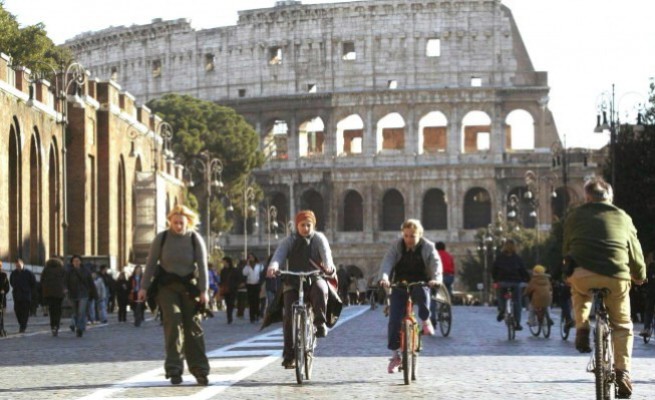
[295,210,316,226]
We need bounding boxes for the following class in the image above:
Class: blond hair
[401,219,424,238]
[167,204,199,229]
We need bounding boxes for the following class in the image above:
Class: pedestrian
[219,256,239,324]
[235,259,248,318]
[138,204,210,386]
[99,265,116,314]
[492,239,529,330]
[40,258,66,336]
[436,242,455,297]
[9,258,36,333]
[266,210,337,369]
[524,265,553,326]
[0,261,9,312]
[564,177,646,399]
[378,219,442,373]
[65,255,97,337]
[263,255,279,317]
[242,253,264,323]
[337,265,349,305]
[207,263,220,311]
[348,275,359,305]
[639,251,655,338]
[94,271,108,323]
[129,265,145,327]
[115,271,130,322]
[87,272,99,324]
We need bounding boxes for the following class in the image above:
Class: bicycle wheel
[294,310,305,385]
[411,325,419,381]
[529,317,541,337]
[594,321,607,400]
[542,317,551,339]
[506,315,516,341]
[402,320,412,385]
[304,311,315,380]
[560,317,571,341]
[438,303,452,337]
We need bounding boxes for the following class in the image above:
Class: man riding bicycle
[266,210,336,369]
[378,219,442,373]
[564,177,645,399]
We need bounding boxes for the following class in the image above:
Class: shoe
[19,328,25,334]
[170,375,183,385]
[422,319,435,336]
[514,324,523,331]
[387,351,402,374]
[496,311,505,322]
[575,328,591,353]
[51,328,58,337]
[76,329,83,338]
[564,319,575,330]
[70,325,75,333]
[281,358,295,369]
[315,323,328,338]
[639,327,651,337]
[194,375,209,386]
[615,369,633,399]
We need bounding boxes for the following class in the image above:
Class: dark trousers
[282,280,328,360]
[14,300,31,331]
[45,297,63,329]
[496,282,524,324]
[246,284,261,322]
[132,302,144,327]
[117,297,128,322]
[387,286,430,350]
[223,292,236,323]
[236,290,247,317]
[644,292,655,329]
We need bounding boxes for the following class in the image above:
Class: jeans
[70,297,89,332]
[282,280,328,360]
[387,286,430,351]
[88,298,97,322]
[97,298,107,322]
[443,274,455,298]
[496,282,523,325]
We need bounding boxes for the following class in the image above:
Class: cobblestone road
[1,304,654,399]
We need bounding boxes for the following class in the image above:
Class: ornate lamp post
[477,227,495,306]
[243,185,256,259]
[266,205,279,256]
[185,151,224,245]
[154,121,174,172]
[524,170,557,262]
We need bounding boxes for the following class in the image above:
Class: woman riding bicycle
[266,210,336,369]
[492,239,529,331]
[378,219,442,374]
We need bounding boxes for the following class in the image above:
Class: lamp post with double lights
[28,62,87,256]
[185,151,224,246]
[477,228,495,306]
[523,170,558,262]
[265,205,279,256]
[243,185,257,259]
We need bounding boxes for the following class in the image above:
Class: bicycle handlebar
[277,270,323,278]
[390,281,428,288]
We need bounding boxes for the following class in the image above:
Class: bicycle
[528,306,551,339]
[278,270,322,385]
[390,281,427,385]
[560,314,574,341]
[501,287,516,340]
[586,288,616,400]
[368,286,378,310]
[430,284,452,337]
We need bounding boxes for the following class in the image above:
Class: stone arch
[381,189,404,231]
[300,189,325,231]
[117,156,127,267]
[336,114,364,156]
[8,118,22,260]
[48,140,60,257]
[376,112,405,153]
[505,109,535,151]
[298,116,325,157]
[418,111,448,154]
[263,118,290,160]
[29,129,43,265]
[461,110,492,153]
[343,190,364,232]
[422,188,447,230]
[463,187,491,229]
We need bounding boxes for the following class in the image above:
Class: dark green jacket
[563,201,646,281]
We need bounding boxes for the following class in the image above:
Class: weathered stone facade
[0,53,185,269]
[66,0,597,280]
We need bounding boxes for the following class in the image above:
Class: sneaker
[496,311,505,322]
[615,369,633,399]
[281,358,295,369]
[194,375,209,386]
[387,351,402,374]
[315,323,328,338]
[564,319,575,330]
[75,329,83,338]
[514,324,523,331]
[170,375,183,385]
[422,319,435,336]
[575,328,591,353]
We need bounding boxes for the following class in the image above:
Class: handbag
[146,231,168,312]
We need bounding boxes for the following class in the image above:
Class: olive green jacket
[563,201,646,281]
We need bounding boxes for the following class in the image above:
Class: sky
[4,0,655,149]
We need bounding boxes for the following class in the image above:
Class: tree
[0,1,72,73]
[147,94,265,236]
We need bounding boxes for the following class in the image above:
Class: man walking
[9,259,36,333]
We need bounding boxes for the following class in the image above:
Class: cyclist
[524,265,553,327]
[266,210,336,369]
[378,219,442,373]
[639,251,655,338]
[564,177,645,399]
[492,239,529,330]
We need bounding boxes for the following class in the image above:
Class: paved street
[1,304,655,399]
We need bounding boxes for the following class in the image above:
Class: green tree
[0,1,72,73]
[147,94,265,235]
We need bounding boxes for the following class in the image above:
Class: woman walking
[40,258,66,336]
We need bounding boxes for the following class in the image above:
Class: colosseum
[66,0,595,282]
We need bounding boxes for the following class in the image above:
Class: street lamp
[477,227,495,306]
[185,150,224,245]
[524,170,557,262]
[243,185,256,259]
[28,62,87,256]
[266,205,279,255]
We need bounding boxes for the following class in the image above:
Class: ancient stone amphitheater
[66,0,594,281]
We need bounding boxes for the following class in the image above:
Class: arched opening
[381,189,404,231]
[505,109,535,151]
[300,190,325,231]
[48,142,60,257]
[336,114,364,156]
[270,192,289,234]
[117,157,127,268]
[418,111,448,154]
[263,120,289,160]
[9,121,22,260]
[461,111,492,153]
[422,188,447,230]
[298,117,324,157]
[376,113,405,153]
[29,131,43,265]
[464,187,491,229]
[343,190,364,232]
[507,187,534,228]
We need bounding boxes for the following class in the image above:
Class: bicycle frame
[502,287,516,340]
[586,289,616,400]
[391,281,426,385]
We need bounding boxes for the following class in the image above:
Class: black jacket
[65,266,96,300]
[9,268,36,302]
[492,253,529,283]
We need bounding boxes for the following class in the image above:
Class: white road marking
[78,305,369,399]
